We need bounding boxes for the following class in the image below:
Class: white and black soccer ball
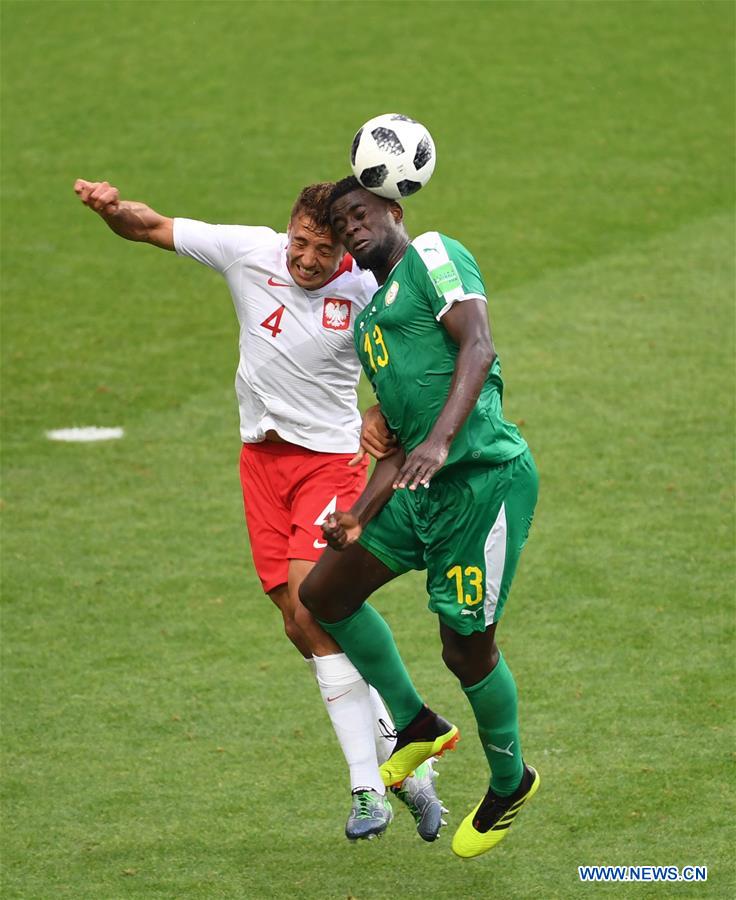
[350,114,436,200]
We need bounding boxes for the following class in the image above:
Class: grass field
[1,1,734,898]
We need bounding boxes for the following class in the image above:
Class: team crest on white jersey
[323,298,352,331]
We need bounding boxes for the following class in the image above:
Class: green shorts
[359,448,538,635]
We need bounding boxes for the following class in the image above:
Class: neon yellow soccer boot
[452,764,540,859]
[379,706,460,788]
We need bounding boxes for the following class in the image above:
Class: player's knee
[281,611,303,648]
[293,600,316,636]
[442,638,500,687]
[441,637,482,683]
[441,641,467,680]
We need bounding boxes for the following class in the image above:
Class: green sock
[464,651,524,796]
[318,603,423,729]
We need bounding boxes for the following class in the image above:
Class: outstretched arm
[395,298,495,490]
[74,179,174,250]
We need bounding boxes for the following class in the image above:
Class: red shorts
[239,442,368,593]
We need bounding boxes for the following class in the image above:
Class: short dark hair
[319,175,397,228]
[305,176,360,229]
[327,175,363,212]
[290,182,335,227]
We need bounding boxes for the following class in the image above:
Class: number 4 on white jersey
[312,495,337,549]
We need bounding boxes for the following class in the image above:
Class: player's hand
[349,404,398,466]
[322,510,362,550]
[74,179,121,217]
[393,437,449,491]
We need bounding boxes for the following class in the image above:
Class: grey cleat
[345,788,394,841]
[391,759,448,842]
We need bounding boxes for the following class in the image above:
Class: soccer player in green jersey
[300,177,540,859]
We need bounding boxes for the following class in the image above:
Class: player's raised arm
[73,179,174,250]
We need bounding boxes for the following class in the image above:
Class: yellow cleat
[452,764,540,859]
[379,708,460,788]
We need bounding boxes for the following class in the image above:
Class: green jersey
[354,231,526,471]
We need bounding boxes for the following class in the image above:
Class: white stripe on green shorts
[483,502,507,626]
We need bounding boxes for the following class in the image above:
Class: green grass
[1,1,734,897]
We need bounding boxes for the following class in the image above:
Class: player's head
[326,176,407,272]
[286,183,344,290]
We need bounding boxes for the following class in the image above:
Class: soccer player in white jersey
[73,178,446,842]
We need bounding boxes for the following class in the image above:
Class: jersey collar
[379,247,409,288]
[321,253,354,287]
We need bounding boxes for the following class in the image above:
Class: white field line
[46,426,124,442]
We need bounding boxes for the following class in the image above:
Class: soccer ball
[350,114,436,200]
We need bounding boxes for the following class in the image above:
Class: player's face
[286,215,344,290]
[329,189,400,271]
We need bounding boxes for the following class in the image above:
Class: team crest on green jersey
[385,281,400,305]
[429,261,462,298]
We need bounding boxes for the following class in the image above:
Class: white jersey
[174,219,377,452]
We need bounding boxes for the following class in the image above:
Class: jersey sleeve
[410,232,487,320]
[173,219,276,273]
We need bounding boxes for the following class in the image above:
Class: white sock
[303,656,317,676]
[368,687,397,764]
[312,653,385,795]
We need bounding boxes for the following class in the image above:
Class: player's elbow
[475,336,495,375]
[148,218,175,250]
